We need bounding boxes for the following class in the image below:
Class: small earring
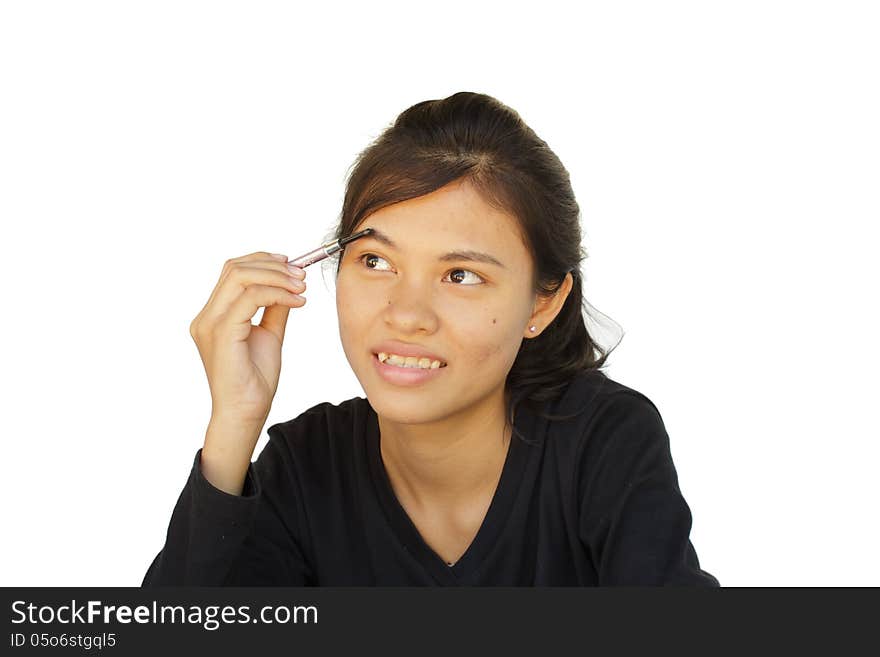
[529,326,536,332]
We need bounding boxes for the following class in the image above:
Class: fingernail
[287,263,305,278]
[271,253,288,261]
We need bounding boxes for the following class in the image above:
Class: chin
[365,387,445,423]
[367,379,483,428]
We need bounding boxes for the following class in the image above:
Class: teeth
[377,352,446,369]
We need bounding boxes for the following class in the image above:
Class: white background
[1,0,877,586]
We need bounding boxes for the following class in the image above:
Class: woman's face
[335,178,539,426]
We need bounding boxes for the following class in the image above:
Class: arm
[142,437,313,586]
[578,394,720,586]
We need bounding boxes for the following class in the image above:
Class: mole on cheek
[492,318,496,324]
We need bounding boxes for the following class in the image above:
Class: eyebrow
[351,228,507,269]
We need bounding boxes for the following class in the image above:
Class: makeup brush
[286,227,374,269]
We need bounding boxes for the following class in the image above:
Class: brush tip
[339,227,373,246]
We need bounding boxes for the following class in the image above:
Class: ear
[524,271,574,338]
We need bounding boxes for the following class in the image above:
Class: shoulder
[542,370,671,487]
[567,375,679,518]
[263,396,370,465]
[591,376,666,439]
[550,369,666,442]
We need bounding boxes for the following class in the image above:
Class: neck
[377,386,512,508]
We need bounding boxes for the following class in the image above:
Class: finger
[204,252,303,314]
[220,284,306,344]
[203,263,306,326]
[260,294,301,344]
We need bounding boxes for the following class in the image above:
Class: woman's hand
[189,251,307,430]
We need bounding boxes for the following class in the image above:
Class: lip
[371,352,447,387]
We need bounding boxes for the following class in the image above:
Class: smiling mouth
[373,352,448,369]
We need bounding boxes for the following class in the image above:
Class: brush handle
[287,240,341,268]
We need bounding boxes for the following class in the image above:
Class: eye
[356,253,485,286]
[443,269,484,286]
[358,252,392,271]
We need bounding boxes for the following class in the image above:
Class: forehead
[354,179,527,255]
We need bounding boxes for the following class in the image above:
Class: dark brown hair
[327,91,622,444]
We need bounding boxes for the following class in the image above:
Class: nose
[382,280,440,334]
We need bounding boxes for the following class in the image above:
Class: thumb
[259,301,292,344]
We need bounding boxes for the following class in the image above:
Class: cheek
[336,273,369,313]
[466,315,523,367]
[470,341,505,366]
[335,276,365,334]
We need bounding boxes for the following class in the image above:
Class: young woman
[142,92,719,586]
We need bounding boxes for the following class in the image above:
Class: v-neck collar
[365,402,532,585]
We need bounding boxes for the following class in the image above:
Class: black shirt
[142,370,719,586]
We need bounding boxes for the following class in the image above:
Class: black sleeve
[142,438,314,586]
[578,393,720,586]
